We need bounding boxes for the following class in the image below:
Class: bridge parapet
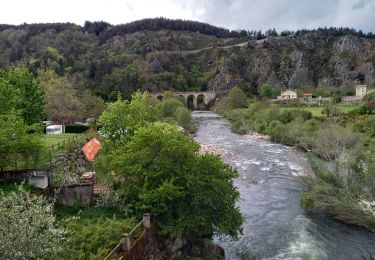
[149,91,217,109]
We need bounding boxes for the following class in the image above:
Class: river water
[192,111,375,260]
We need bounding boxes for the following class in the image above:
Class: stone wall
[56,183,93,206]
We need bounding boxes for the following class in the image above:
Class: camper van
[46,125,65,135]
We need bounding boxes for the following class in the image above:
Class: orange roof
[82,138,101,161]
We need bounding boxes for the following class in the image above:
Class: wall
[56,183,93,206]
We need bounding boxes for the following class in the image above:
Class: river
[192,111,375,260]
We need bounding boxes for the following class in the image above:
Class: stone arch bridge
[150,91,217,110]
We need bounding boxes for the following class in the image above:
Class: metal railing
[104,213,151,260]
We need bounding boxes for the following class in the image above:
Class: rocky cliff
[0,21,374,98]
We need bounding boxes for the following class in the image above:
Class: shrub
[226,87,248,110]
[279,110,293,123]
[0,186,65,259]
[291,109,312,121]
[159,98,184,117]
[174,107,194,132]
[56,207,136,260]
[322,105,342,117]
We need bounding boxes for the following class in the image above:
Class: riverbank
[192,111,375,259]
[216,98,375,232]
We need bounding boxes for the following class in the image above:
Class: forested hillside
[1,18,375,100]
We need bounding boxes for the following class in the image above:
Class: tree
[0,76,19,114]
[0,112,44,170]
[259,84,281,99]
[226,87,248,110]
[39,70,81,124]
[99,91,159,141]
[0,67,45,125]
[313,125,359,176]
[0,186,65,259]
[96,123,243,239]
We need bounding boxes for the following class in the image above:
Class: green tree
[226,87,248,110]
[0,112,44,170]
[39,70,81,124]
[259,84,281,99]
[0,76,19,114]
[0,67,45,125]
[96,123,243,239]
[99,91,159,141]
[0,186,65,259]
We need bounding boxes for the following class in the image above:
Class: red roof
[82,138,101,161]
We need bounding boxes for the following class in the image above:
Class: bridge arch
[187,95,196,110]
[149,91,216,110]
[197,94,205,110]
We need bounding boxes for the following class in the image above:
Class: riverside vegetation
[0,65,242,259]
[217,87,375,231]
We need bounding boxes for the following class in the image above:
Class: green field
[281,104,361,117]
[44,133,79,147]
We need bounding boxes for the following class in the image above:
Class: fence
[104,213,151,260]
[0,134,82,172]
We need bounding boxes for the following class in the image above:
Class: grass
[280,104,361,117]
[44,133,79,147]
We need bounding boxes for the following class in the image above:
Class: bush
[65,124,89,133]
[62,218,136,259]
[174,107,194,132]
[322,105,342,117]
[291,109,312,121]
[226,87,248,110]
[279,110,293,123]
[159,98,184,117]
[347,106,368,117]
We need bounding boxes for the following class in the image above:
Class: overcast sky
[1,0,375,32]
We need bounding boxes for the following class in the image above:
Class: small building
[46,125,65,135]
[28,171,50,189]
[303,93,315,101]
[356,85,368,98]
[278,90,297,99]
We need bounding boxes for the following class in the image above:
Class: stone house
[356,85,375,98]
[278,90,297,99]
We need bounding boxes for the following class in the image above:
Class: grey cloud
[185,0,374,32]
[352,0,370,10]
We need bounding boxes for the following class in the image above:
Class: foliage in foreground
[0,186,65,259]
[96,123,243,239]
[54,206,136,260]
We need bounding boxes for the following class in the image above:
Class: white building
[356,85,375,98]
[278,90,297,99]
[356,85,368,98]
[46,125,65,135]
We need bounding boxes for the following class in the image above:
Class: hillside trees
[39,70,105,123]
